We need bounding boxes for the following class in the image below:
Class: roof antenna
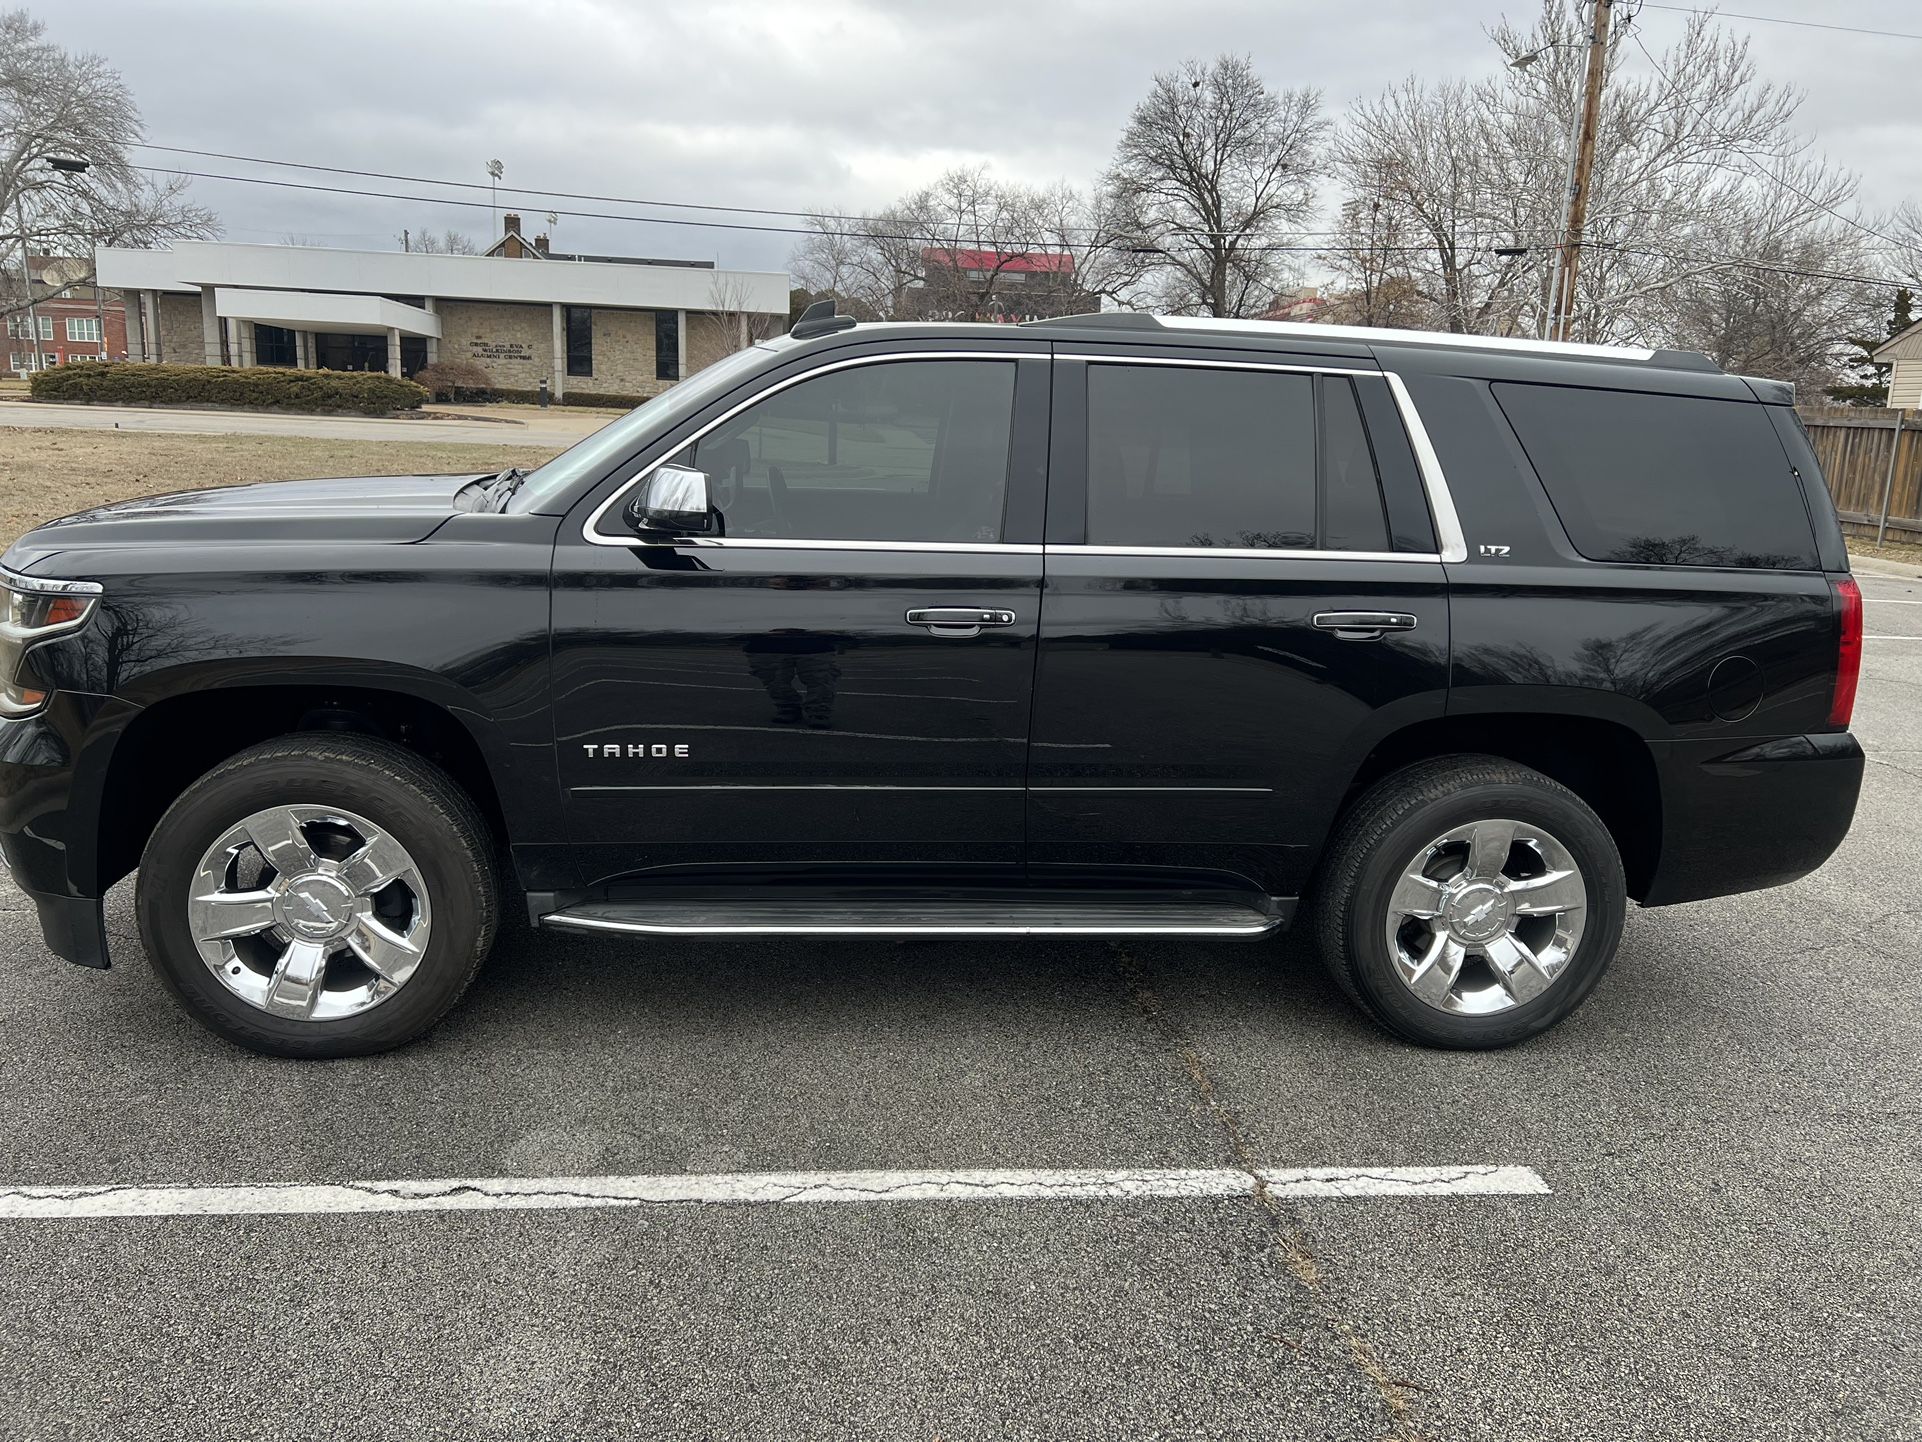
[791,298,858,340]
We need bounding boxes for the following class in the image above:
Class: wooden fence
[1796,406,1922,544]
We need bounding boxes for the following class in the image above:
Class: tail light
[0,570,101,720]
[1829,575,1862,729]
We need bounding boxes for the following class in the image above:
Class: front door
[551,346,1051,889]
[1028,351,1452,899]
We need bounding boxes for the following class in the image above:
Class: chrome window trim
[581,350,1041,547]
[1380,371,1469,563]
[1064,353,1469,565]
[579,348,1469,565]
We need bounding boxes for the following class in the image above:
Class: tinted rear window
[1493,383,1817,570]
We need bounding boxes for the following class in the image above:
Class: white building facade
[95,237,789,400]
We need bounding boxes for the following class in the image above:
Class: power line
[133,158,1910,293]
[1636,3,1922,43]
[126,162,1568,255]
[132,141,1553,249]
[132,143,889,229]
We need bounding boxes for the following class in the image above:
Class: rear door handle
[906,607,1017,639]
[1313,611,1418,640]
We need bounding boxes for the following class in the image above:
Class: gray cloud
[32,0,1922,275]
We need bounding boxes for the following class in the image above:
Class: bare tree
[791,167,1103,322]
[398,226,479,254]
[0,8,216,314]
[692,271,783,363]
[1103,54,1327,318]
[1330,0,1876,372]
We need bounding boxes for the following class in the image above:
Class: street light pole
[12,192,44,372]
[9,156,91,372]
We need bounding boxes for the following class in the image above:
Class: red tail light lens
[1829,575,1862,729]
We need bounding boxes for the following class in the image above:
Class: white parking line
[0,1164,1549,1220]
[1866,635,1922,641]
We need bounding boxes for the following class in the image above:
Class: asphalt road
[0,398,607,448]
[0,569,1917,1441]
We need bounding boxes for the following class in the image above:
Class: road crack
[1112,941,1430,1442]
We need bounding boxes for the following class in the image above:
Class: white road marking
[1865,635,1922,641]
[1863,598,1922,605]
[0,1164,1548,1220]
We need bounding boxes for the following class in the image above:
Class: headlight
[0,569,101,719]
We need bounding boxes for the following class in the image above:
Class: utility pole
[1550,0,1614,344]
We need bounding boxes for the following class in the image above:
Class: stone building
[93,220,787,400]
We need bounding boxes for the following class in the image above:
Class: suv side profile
[0,310,1864,1057]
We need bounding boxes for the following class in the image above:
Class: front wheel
[1312,755,1626,1049]
[136,733,498,1058]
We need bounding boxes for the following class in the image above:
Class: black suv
[0,310,1864,1057]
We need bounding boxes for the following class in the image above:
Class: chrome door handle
[905,607,1017,639]
[1313,611,1418,640]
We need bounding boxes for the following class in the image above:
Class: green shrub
[30,361,428,414]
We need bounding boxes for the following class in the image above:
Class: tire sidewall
[1342,779,1626,1048]
[138,749,490,1057]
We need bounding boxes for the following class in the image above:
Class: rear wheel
[1313,755,1626,1048]
[136,733,498,1058]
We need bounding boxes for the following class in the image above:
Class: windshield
[507,344,780,514]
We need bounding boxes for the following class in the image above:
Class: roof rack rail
[1019,312,1163,331]
[1022,310,1711,367]
[791,299,858,341]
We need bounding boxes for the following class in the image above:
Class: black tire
[1312,754,1626,1049]
[135,732,498,1059]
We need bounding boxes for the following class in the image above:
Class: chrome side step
[539,895,1282,938]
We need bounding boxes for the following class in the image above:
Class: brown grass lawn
[0,427,559,546]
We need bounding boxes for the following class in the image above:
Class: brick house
[4,255,128,376]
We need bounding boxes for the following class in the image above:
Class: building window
[565,306,593,378]
[255,324,298,367]
[6,315,53,341]
[66,316,102,343]
[655,309,680,381]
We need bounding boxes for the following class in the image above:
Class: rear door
[1028,349,1453,899]
[551,343,1050,888]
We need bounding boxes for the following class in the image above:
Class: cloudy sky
[33,0,1922,276]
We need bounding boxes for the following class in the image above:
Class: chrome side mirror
[624,463,716,535]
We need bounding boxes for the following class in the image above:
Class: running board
[538,895,1284,938]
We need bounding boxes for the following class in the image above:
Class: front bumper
[1642,731,1865,907]
[0,693,122,969]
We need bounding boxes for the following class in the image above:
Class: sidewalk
[0,397,610,448]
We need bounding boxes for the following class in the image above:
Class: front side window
[1086,364,1318,549]
[680,359,1016,543]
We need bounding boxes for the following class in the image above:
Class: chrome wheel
[1384,818,1587,1016]
[187,805,432,1021]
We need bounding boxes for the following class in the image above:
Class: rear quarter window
[1492,382,1817,570]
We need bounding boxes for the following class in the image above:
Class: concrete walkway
[0,398,613,448]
